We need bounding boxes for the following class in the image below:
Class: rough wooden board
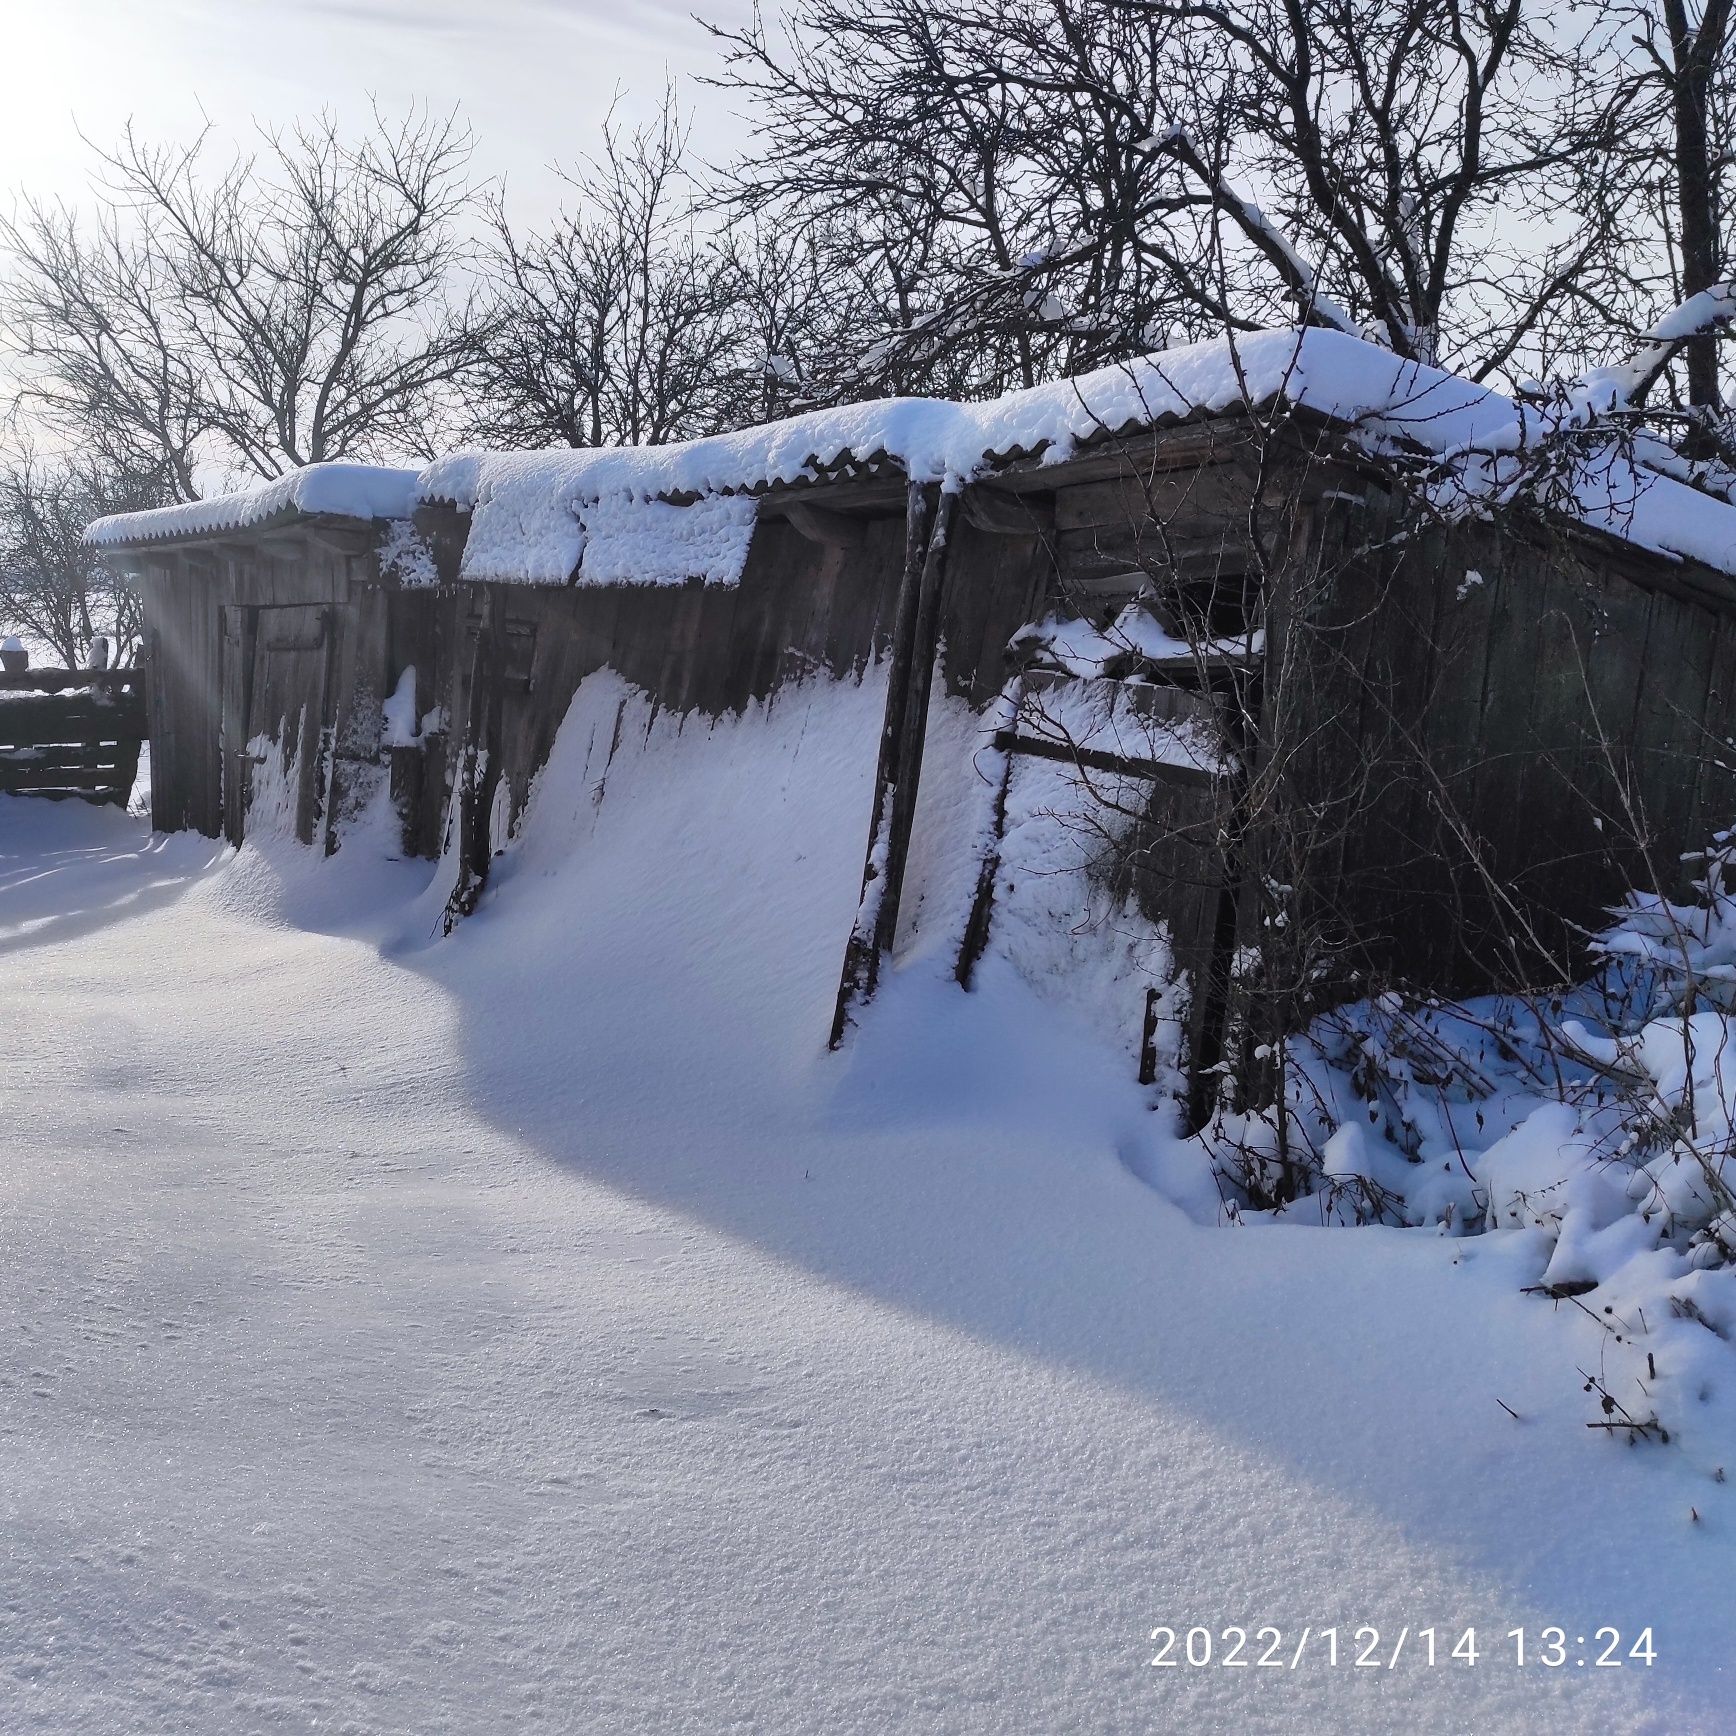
[0,700,147,746]
[0,669,143,695]
[1689,611,1736,852]
[0,742,131,769]
[0,764,129,793]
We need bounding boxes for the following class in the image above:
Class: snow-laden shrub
[1209,832,1736,1458]
[378,519,439,588]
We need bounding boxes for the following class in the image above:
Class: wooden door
[218,604,257,847]
[248,604,337,846]
[218,603,340,846]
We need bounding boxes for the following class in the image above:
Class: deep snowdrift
[2,675,1733,1733]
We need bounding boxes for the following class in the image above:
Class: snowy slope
[1,679,1733,1733]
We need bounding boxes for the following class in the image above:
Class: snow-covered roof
[426,330,1510,582]
[84,462,421,548]
[82,329,1736,582]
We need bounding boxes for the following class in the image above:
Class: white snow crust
[85,463,421,547]
[3,675,1735,1731]
[438,461,761,586]
[416,328,1736,584]
[576,492,759,589]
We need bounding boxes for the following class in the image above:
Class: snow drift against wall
[9,650,1736,1728]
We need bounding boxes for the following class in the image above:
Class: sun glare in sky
[5,0,749,217]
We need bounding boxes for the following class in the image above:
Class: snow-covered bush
[378,519,439,588]
[1210,831,1736,1458]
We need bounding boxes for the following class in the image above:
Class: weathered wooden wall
[135,566,223,836]
[114,434,1736,1094]
[132,530,379,844]
[445,510,913,826]
[0,668,147,804]
[1288,490,1736,994]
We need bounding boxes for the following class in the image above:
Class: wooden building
[88,331,1736,1100]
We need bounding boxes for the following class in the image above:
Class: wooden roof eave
[1489,505,1736,620]
[157,397,1731,610]
[94,507,390,567]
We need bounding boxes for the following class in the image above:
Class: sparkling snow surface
[2,675,1734,1733]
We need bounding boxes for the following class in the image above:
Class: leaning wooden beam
[954,679,1023,989]
[442,591,500,932]
[829,481,940,1046]
[871,487,959,960]
[987,728,1219,790]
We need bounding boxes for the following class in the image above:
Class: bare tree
[0,451,158,667]
[709,0,1632,398]
[0,104,482,497]
[713,210,937,422]
[709,0,1197,400]
[467,93,744,449]
[1573,0,1736,434]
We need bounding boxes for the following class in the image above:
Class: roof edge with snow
[82,329,1736,585]
[85,462,422,550]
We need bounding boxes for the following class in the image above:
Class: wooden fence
[0,667,147,805]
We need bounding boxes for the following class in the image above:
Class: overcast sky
[6,0,761,223]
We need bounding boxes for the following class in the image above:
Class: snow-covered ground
[2,674,1733,1733]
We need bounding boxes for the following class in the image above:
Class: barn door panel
[218,604,257,847]
[244,604,341,845]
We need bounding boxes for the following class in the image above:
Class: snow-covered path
[2,695,1733,1731]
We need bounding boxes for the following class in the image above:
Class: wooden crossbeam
[988,728,1219,790]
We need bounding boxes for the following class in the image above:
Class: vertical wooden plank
[831,483,940,1044]
[442,588,501,928]
[1567,553,1651,912]
[771,531,844,698]
[1628,591,1716,898]
[218,603,256,847]
[872,489,960,958]
[1690,610,1736,851]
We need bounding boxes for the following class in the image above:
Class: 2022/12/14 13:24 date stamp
[1147,1626,1657,1669]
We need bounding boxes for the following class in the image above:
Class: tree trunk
[1665,0,1729,420]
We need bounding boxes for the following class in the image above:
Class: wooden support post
[830,481,943,1046]
[443,591,500,931]
[1138,987,1162,1087]
[831,486,960,1040]
[873,487,958,960]
[954,680,1023,989]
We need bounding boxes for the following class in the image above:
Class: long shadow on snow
[391,833,1736,1708]
[0,799,222,956]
